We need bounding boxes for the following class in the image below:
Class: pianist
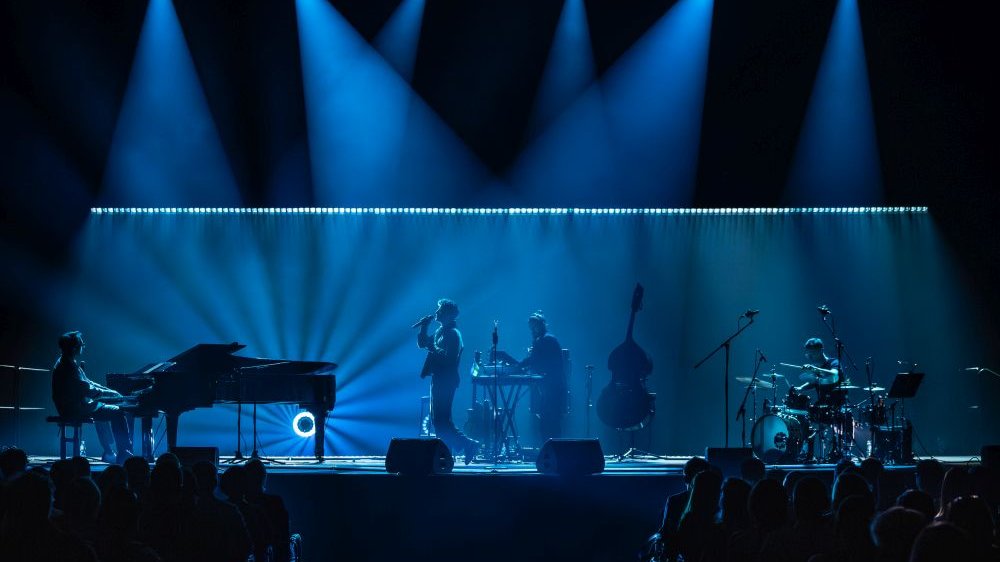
[51,331,133,464]
[500,311,567,442]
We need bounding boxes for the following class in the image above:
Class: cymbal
[763,372,786,378]
[839,385,861,389]
[736,377,774,389]
[859,385,886,392]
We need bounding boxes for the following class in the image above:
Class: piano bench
[46,416,95,460]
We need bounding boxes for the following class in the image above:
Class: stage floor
[28,452,980,474]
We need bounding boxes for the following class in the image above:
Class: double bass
[597,283,655,430]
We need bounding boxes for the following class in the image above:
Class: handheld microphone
[411,314,434,329]
[742,309,760,319]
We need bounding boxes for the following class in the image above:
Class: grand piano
[107,343,337,460]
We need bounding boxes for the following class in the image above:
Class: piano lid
[151,343,337,375]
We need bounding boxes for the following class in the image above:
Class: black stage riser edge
[172,446,219,468]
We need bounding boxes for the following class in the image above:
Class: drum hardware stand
[694,310,757,448]
[817,306,861,462]
[736,350,767,448]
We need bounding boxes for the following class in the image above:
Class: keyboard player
[51,331,133,464]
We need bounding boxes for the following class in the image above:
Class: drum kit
[743,367,889,464]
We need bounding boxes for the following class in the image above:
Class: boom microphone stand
[817,305,860,460]
[694,309,758,447]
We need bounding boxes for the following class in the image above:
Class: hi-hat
[736,377,774,389]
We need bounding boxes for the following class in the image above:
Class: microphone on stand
[410,314,434,329]
[818,305,831,316]
[492,321,499,346]
[742,309,760,319]
[965,367,982,372]
[757,349,768,363]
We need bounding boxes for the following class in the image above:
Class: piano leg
[140,416,154,461]
[166,413,179,452]
[312,409,327,461]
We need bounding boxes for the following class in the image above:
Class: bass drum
[751,413,806,464]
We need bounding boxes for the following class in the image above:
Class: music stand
[886,372,923,462]
[888,372,924,425]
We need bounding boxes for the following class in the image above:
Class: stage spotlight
[293,411,316,438]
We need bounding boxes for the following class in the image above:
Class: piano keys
[107,343,337,460]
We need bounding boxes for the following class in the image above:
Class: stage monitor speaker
[171,446,219,468]
[536,438,605,476]
[385,438,454,476]
[706,447,754,478]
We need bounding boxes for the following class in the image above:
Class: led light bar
[90,206,929,215]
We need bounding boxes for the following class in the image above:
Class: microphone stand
[491,322,501,464]
[736,350,767,448]
[818,307,859,460]
[694,313,756,448]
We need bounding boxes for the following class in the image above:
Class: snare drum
[751,413,807,463]
[784,388,811,410]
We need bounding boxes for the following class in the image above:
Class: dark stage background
[1,0,998,457]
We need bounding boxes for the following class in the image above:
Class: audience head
[123,456,151,491]
[782,470,807,496]
[682,456,710,485]
[740,457,765,485]
[938,467,972,515]
[49,458,75,509]
[70,456,91,479]
[0,447,29,480]
[870,507,926,562]
[684,469,722,517]
[859,457,884,487]
[793,476,830,522]
[97,464,128,494]
[719,477,751,528]
[4,471,53,523]
[896,489,935,521]
[835,458,859,477]
[833,472,872,512]
[154,452,181,470]
[149,458,183,502]
[909,522,972,562]
[748,478,788,531]
[99,485,140,539]
[220,466,248,502]
[943,495,994,555]
[64,476,101,521]
[192,461,218,497]
[181,466,197,502]
[245,458,268,494]
[915,459,945,497]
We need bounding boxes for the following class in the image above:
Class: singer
[416,298,480,464]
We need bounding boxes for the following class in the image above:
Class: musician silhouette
[417,299,480,464]
[51,331,133,463]
[498,311,567,442]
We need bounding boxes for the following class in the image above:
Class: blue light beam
[100,0,241,207]
[296,0,490,206]
[525,0,596,137]
[508,0,714,206]
[373,0,426,82]
[785,0,883,205]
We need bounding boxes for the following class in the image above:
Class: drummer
[796,337,841,404]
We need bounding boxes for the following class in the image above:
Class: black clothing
[418,321,475,453]
[521,332,566,441]
[52,357,132,456]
